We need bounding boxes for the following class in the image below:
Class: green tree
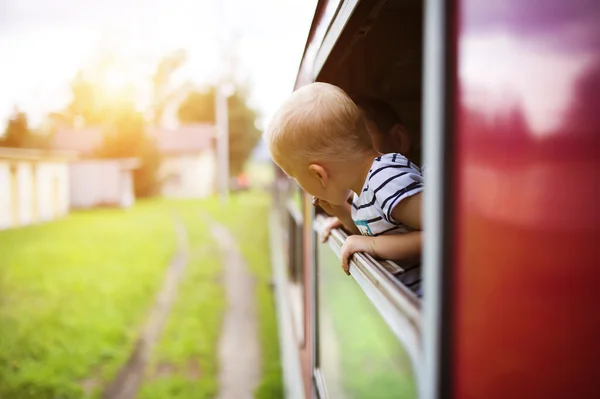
[1,110,30,148]
[151,50,187,125]
[56,52,166,197]
[1,110,50,149]
[95,106,162,197]
[177,85,261,176]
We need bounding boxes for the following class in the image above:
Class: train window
[307,0,425,396]
[271,0,428,396]
[314,226,418,398]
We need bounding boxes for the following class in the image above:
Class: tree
[95,105,162,198]
[151,50,187,125]
[1,110,30,148]
[177,84,261,176]
[1,110,49,149]
[55,52,164,197]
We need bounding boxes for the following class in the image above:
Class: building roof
[0,147,78,161]
[72,158,140,170]
[51,127,103,154]
[147,124,215,154]
[52,124,215,155]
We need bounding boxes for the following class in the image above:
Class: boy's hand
[340,235,374,276]
[320,217,343,243]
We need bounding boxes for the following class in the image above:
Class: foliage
[177,85,262,177]
[0,201,176,399]
[151,50,188,126]
[58,52,175,197]
[0,110,49,149]
[95,109,162,198]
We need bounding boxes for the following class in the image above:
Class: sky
[0,0,317,129]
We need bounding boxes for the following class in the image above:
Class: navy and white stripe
[351,153,423,237]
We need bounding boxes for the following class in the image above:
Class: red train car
[269,0,600,398]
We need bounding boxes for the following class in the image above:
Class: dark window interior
[317,0,423,165]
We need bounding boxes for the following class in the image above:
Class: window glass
[317,241,417,398]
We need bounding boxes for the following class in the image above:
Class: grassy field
[138,202,224,399]
[214,193,283,399]
[164,192,283,399]
[0,201,176,398]
[0,191,281,398]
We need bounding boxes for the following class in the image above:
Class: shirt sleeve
[369,156,424,225]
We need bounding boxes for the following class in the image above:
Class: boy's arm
[340,232,422,275]
[390,192,422,230]
[339,192,424,275]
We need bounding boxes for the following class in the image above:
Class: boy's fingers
[311,196,318,206]
[340,245,351,276]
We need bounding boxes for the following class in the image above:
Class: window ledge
[314,214,422,368]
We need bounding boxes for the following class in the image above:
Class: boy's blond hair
[265,82,372,167]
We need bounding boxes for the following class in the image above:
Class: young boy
[265,82,423,275]
[318,96,419,242]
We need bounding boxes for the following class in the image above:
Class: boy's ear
[391,124,411,155]
[308,164,328,187]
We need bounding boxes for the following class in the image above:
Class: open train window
[304,0,426,397]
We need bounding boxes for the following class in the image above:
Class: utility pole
[216,0,230,205]
[216,80,230,205]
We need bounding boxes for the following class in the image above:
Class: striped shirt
[351,153,423,237]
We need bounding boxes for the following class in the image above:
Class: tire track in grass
[101,216,189,399]
[210,220,262,399]
[137,206,224,399]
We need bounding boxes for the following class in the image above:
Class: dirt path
[101,217,189,399]
[210,222,262,399]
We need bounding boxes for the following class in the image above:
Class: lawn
[211,192,283,399]
[0,191,282,398]
[144,192,283,399]
[0,200,176,398]
[138,203,224,399]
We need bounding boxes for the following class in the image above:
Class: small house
[69,159,139,209]
[52,128,139,209]
[0,148,73,230]
[148,124,216,198]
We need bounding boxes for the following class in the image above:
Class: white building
[69,159,138,209]
[52,128,139,208]
[149,124,216,198]
[53,123,217,200]
[0,148,72,230]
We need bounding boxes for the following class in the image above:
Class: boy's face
[278,159,350,206]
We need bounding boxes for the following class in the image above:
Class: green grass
[199,191,283,398]
[0,192,282,399]
[136,191,282,398]
[0,200,177,399]
[138,203,224,399]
